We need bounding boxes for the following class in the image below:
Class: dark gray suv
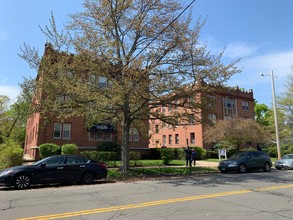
[218,151,272,173]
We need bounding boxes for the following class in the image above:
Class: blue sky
[1,0,293,107]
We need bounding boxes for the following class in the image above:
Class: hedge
[61,144,78,155]
[39,143,61,158]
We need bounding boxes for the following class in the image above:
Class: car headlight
[0,170,14,177]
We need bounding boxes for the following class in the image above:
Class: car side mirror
[41,163,47,168]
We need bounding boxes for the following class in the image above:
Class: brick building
[24,44,149,160]
[149,86,255,150]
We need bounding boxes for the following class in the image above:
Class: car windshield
[282,154,293,159]
[230,152,249,159]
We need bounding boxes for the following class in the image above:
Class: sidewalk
[195,160,219,168]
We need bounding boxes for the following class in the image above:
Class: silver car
[275,154,293,170]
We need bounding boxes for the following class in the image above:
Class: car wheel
[14,174,31,189]
[82,172,95,184]
[263,162,271,172]
[276,167,281,170]
[238,163,247,173]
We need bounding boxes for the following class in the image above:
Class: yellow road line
[17,183,293,220]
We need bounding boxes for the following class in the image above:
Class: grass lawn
[107,166,217,180]
[105,157,277,181]
[106,159,218,180]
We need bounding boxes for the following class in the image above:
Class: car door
[63,156,88,182]
[249,152,263,169]
[36,156,66,183]
[244,152,258,169]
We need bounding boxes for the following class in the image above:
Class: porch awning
[88,124,115,132]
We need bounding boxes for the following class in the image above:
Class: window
[190,133,195,144]
[169,135,172,144]
[53,123,61,138]
[46,157,65,165]
[175,134,179,144]
[207,95,216,107]
[53,123,71,139]
[208,114,216,124]
[189,115,196,125]
[129,128,139,142]
[242,100,249,111]
[66,156,88,164]
[162,135,166,146]
[63,123,71,139]
[98,76,108,88]
[89,130,112,141]
[89,74,108,88]
[55,95,72,111]
[155,125,159,133]
[223,97,237,119]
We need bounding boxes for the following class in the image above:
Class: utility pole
[270,70,281,159]
[261,70,281,159]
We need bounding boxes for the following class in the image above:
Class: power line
[127,0,196,65]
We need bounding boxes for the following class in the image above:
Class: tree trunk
[120,119,130,173]
[120,92,131,174]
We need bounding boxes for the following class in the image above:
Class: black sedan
[0,154,107,189]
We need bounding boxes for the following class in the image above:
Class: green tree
[0,95,10,143]
[254,101,270,127]
[19,0,240,173]
[204,118,269,150]
[0,95,29,146]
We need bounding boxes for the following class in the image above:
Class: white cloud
[241,50,293,77]
[200,36,267,59]
[0,86,21,102]
[0,31,8,40]
[224,42,266,59]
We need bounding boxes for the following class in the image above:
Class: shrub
[212,141,237,157]
[129,151,141,160]
[61,144,78,154]
[282,149,292,156]
[160,148,176,165]
[149,148,161,159]
[98,151,119,162]
[97,141,121,152]
[206,150,218,159]
[242,147,256,152]
[80,151,99,161]
[174,148,185,160]
[267,146,277,158]
[129,151,141,166]
[39,143,61,158]
[191,146,206,160]
[0,141,23,169]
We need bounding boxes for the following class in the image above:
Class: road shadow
[0,179,116,191]
[158,169,293,188]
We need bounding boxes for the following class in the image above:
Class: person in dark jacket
[191,149,197,166]
[184,146,192,167]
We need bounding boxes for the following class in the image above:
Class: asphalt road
[1,170,293,220]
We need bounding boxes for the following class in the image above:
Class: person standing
[184,146,192,167]
[191,148,197,166]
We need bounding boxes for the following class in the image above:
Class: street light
[260,70,281,159]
